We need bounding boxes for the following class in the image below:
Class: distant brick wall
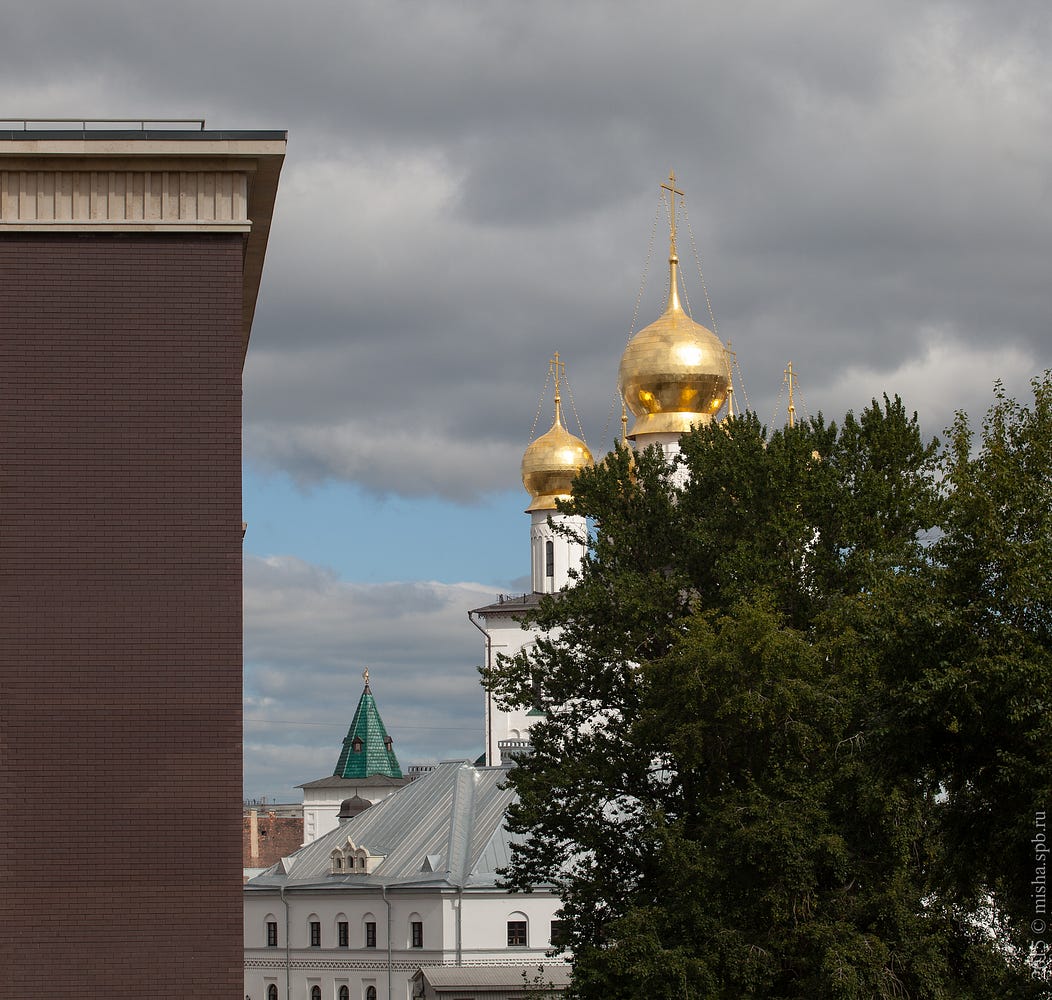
[244,810,305,871]
[0,233,245,997]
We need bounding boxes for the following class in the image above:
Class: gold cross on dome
[661,170,685,255]
[549,351,565,398]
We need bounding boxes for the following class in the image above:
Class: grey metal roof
[247,761,523,891]
[470,593,542,616]
[415,964,572,989]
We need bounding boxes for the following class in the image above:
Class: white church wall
[456,891,562,954]
[480,611,542,766]
[245,885,562,1000]
[529,511,587,594]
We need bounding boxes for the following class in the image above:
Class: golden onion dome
[618,251,729,437]
[522,395,593,513]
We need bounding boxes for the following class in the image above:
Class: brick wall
[0,233,246,997]
[243,810,305,872]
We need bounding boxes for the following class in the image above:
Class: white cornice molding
[0,168,250,231]
[0,135,287,359]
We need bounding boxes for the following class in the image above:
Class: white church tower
[471,354,593,766]
[473,172,733,766]
[521,353,593,594]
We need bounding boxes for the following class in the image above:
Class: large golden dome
[618,252,729,437]
[522,394,593,513]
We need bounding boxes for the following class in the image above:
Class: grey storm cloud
[7,0,1050,799]
[5,1,1048,499]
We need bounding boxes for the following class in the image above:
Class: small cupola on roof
[618,172,729,440]
[521,352,594,513]
[333,669,403,780]
[337,795,373,821]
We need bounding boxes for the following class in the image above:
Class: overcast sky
[5,1,1049,800]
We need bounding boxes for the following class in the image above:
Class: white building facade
[245,762,565,1000]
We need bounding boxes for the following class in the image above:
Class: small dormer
[330,835,385,876]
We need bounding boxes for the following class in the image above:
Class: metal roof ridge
[444,765,477,884]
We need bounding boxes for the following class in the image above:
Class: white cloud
[244,555,501,798]
[816,325,1038,439]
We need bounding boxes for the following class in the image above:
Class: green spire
[333,670,403,780]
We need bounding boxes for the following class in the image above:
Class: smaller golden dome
[522,381,593,513]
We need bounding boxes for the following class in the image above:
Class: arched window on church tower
[545,540,554,578]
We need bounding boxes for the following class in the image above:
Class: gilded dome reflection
[522,405,593,513]
[618,256,728,437]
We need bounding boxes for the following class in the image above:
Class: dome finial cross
[661,170,685,259]
[549,351,565,422]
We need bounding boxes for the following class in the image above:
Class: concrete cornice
[0,132,287,359]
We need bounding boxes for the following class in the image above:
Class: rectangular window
[507,920,527,947]
[545,540,554,577]
[365,921,377,948]
[410,921,423,949]
[550,920,568,947]
[266,921,278,948]
[309,921,321,947]
[337,921,349,948]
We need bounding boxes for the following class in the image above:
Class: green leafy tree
[898,376,1052,946]
[485,382,1052,999]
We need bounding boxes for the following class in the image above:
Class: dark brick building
[243,806,305,878]
[0,127,285,997]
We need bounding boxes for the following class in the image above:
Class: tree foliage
[483,376,1052,999]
